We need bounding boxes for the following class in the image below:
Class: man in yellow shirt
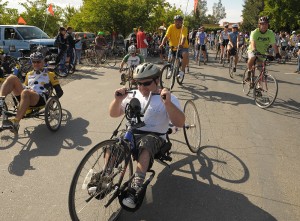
[159,15,189,79]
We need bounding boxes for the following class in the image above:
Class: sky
[7,0,244,23]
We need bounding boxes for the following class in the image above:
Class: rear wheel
[183,100,201,153]
[68,140,133,221]
[160,64,175,90]
[106,52,117,67]
[253,74,278,108]
[45,97,62,131]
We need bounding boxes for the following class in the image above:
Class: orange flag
[48,4,54,16]
[18,16,27,25]
[194,0,198,12]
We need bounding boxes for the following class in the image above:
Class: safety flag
[194,0,198,13]
[48,4,54,16]
[18,16,27,25]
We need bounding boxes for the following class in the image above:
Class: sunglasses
[136,80,154,87]
[32,60,42,64]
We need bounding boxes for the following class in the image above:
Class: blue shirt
[229,32,238,46]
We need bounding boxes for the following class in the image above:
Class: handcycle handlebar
[115,89,166,100]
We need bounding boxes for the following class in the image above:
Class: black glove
[275,53,281,59]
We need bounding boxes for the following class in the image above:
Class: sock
[131,172,145,190]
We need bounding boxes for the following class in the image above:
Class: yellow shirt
[165,24,189,48]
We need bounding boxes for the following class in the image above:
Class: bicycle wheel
[160,64,175,90]
[253,74,278,108]
[242,69,251,95]
[53,64,69,78]
[68,140,133,221]
[229,56,234,78]
[106,52,117,67]
[183,100,201,153]
[0,101,15,149]
[44,96,62,131]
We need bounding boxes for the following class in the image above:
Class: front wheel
[106,52,117,67]
[44,96,62,131]
[183,100,201,153]
[242,69,251,95]
[253,74,278,108]
[68,140,133,221]
[160,64,175,90]
[229,56,234,78]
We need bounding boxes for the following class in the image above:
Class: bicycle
[228,47,241,79]
[68,91,201,221]
[160,47,184,90]
[120,65,137,89]
[242,53,278,108]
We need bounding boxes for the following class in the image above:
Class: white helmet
[128,45,136,54]
[292,31,296,34]
[133,63,160,80]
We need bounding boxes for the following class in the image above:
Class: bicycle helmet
[292,31,296,34]
[128,45,136,54]
[232,24,238,28]
[30,52,44,61]
[259,16,269,23]
[133,63,160,80]
[98,31,104,35]
[174,15,183,21]
[224,23,229,28]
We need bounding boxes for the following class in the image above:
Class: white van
[0,25,56,57]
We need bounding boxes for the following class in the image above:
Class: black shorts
[222,39,229,47]
[229,47,237,56]
[197,44,206,51]
[16,92,49,107]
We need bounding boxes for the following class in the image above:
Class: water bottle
[124,131,134,150]
[82,169,94,189]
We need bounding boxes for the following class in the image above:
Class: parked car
[73,32,96,50]
[124,33,137,52]
[0,25,56,57]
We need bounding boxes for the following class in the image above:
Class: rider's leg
[0,75,23,97]
[15,89,40,121]
[247,51,256,80]
[220,45,224,62]
[181,50,189,73]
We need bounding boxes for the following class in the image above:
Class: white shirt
[121,90,182,135]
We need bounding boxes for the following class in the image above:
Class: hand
[160,88,171,104]
[159,44,163,49]
[114,87,128,100]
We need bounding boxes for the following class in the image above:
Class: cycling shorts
[222,39,229,47]
[197,44,206,51]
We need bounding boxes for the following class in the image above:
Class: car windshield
[16,26,50,40]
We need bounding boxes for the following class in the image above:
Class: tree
[0,0,19,24]
[241,0,264,31]
[212,0,226,24]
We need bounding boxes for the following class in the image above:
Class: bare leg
[0,75,23,97]
[15,89,40,120]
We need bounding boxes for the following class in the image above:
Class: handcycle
[160,46,184,90]
[0,83,63,142]
[242,53,278,108]
[68,90,201,221]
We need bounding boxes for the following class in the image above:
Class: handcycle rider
[246,16,281,85]
[109,62,185,209]
[0,52,64,134]
[119,45,144,85]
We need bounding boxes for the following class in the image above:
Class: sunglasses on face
[136,79,154,87]
[32,60,42,64]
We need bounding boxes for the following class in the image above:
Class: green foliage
[240,0,264,32]
[212,0,226,24]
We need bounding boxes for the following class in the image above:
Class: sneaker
[233,67,236,72]
[3,119,19,134]
[122,187,138,209]
[185,66,189,73]
[177,71,184,79]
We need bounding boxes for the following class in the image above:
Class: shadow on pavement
[266,98,300,119]
[120,145,275,221]
[8,117,92,176]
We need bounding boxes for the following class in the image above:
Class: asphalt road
[1,51,300,221]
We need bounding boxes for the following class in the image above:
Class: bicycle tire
[160,64,175,90]
[44,96,62,131]
[183,100,201,153]
[106,53,117,67]
[253,74,278,108]
[229,56,234,78]
[0,101,15,149]
[242,69,251,95]
[176,70,185,85]
[53,64,69,78]
[68,140,133,221]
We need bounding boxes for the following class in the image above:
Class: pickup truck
[0,25,56,57]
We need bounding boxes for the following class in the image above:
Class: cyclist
[195,26,208,64]
[95,31,108,61]
[159,15,189,79]
[119,45,144,85]
[246,16,281,82]
[109,62,185,209]
[55,27,68,74]
[219,23,230,63]
[0,52,64,134]
[228,24,240,72]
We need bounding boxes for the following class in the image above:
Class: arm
[109,88,127,118]
[53,84,64,98]
[160,88,185,127]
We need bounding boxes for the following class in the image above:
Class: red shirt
[137,31,148,49]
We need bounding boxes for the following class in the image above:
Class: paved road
[1,52,300,221]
